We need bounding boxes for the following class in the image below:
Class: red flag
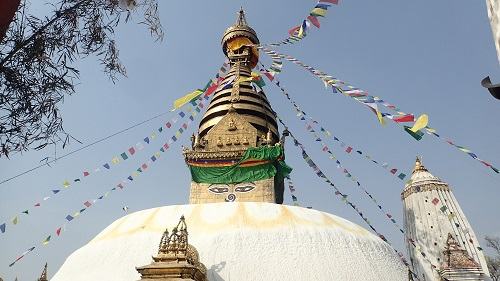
[117,184,124,189]
[393,114,415,123]
[142,164,148,169]
[263,72,274,82]
[387,214,392,218]
[183,123,187,129]
[346,147,352,153]
[432,198,439,205]
[307,16,321,28]
[322,146,328,152]
[56,228,61,236]
[129,147,135,155]
[34,203,40,207]
[84,201,92,207]
[166,122,172,128]
[390,168,397,174]
[306,125,312,131]
[164,143,169,150]
[83,171,90,177]
[320,0,338,4]
[288,26,300,36]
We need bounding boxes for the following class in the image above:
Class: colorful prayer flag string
[280,125,412,268]
[257,1,338,48]
[0,70,224,236]
[286,175,299,206]
[257,61,409,182]
[262,48,500,175]
[7,90,212,267]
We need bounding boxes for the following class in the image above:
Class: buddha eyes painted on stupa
[207,182,257,202]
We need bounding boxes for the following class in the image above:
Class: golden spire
[37,262,48,281]
[412,156,428,174]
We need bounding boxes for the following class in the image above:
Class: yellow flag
[42,235,51,245]
[172,90,202,111]
[63,181,71,188]
[112,157,119,164]
[11,217,18,225]
[375,109,387,126]
[132,172,138,178]
[410,114,428,132]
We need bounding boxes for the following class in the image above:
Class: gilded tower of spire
[402,157,489,280]
[184,8,291,204]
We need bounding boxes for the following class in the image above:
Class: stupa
[51,8,407,281]
[402,157,490,280]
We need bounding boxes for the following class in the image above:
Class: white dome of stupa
[52,202,407,281]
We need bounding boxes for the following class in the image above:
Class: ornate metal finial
[37,263,48,281]
[412,156,428,174]
[236,7,248,26]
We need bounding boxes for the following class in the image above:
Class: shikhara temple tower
[184,7,291,205]
[402,157,490,280]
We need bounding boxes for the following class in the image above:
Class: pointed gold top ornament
[412,156,429,174]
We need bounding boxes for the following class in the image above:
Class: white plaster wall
[52,202,407,281]
[487,0,500,65]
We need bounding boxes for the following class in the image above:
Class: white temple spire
[402,157,490,280]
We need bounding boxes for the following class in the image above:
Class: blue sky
[1,1,500,280]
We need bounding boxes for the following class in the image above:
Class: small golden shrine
[136,216,207,281]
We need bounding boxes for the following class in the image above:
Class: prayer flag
[310,8,327,17]
[84,201,92,207]
[410,114,429,132]
[56,228,61,236]
[22,210,28,215]
[0,223,5,233]
[66,215,73,221]
[307,15,321,28]
[12,217,18,225]
[346,147,352,153]
[34,203,40,207]
[137,142,144,149]
[52,190,60,194]
[448,213,455,220]
[42,235,51,245]
[319,0,339,5]
[166,122,172,128]
[83,171,90,177]
[127,176,133,181]
[393,114,415,123]
[390,168,397,174]
[172,90,203,111]
[117,184,124,189]
[103,163,110,169]
[63,181,71,188]
[121,152,128,160]
[179,111,185,118]
[144,137,150,144]
[404,126,424,140]
[440,206,447,212]
[112,157,119,164]
[432,198,439,205]
[129,147,135,155]
[398,173,406,180]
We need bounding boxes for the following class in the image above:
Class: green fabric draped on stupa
[188,146,292,184]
